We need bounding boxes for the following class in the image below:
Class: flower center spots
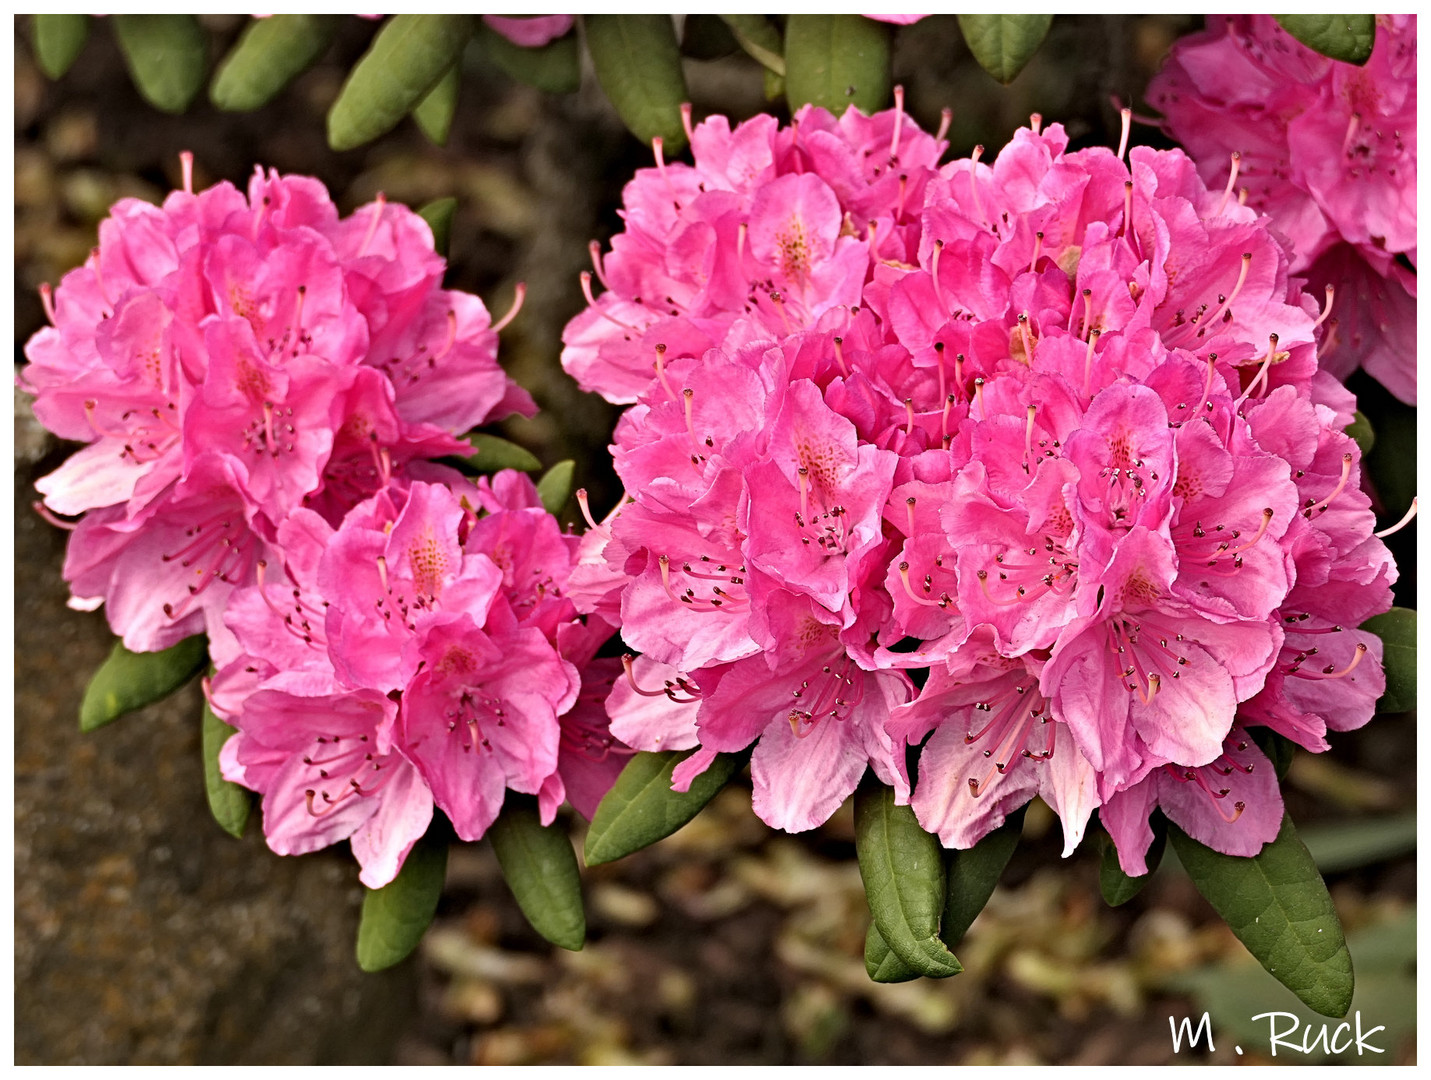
[302,731,393,816]
[407,532,449,600]
[963,676,1054,797]
[776,217,811,284]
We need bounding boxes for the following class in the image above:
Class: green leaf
[956,14,1054,84]
[783,14,891,115]
[112,14,208,114]
[1274,15,1376,65]
[327,14,476,152]
[488,797,585,951]
[536,460,575,516]
[1099,811,1166,907]
[80,635,208,733]
[475,20,580,94]
[584,748,746,866]
[584,15,689,152]
[31,14,89,79]
[864,922,920,983]
[416,197,457,260]
[854,779,962,979]
[680,14,739,61]
[763,68,785,103]
[451,432,542,474]
[209,14,340,111]
[412,63,460,146]
[356,829,448,972]
[1168,814,1354,1018]
[201,699,252,839]
[1361,607,1416,713]
[942,806,1024,944]
[1345,409,1375,456]
[718,14,785,76]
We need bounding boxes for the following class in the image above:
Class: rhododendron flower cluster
[21,161,535,655]
[206,470,626,886]
[1149,14,1417,403]
[566,99,1396,871]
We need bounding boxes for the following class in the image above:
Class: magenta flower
[1149,14,1417,402]
[21,162,534,651]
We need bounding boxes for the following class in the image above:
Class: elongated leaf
[864,922,920,983]
[32,13,89,79]
[1299,813,1417,874]
[1361,607,1415,713]
[1169,814,1353,1018]
[680,14,739,61]
[1345,409,1375,456]
[210,14,340,111]
[451,432,542,474]
[718,14,785,76]
[584,748,745,866]
[413,64,460,146]
[854,780,961,979]
[956,14,1053,84]
[1275,15,1376,65]
[584,14,689,151]
[112,14,208,114]
[1099,811,1166,907]
[942,806,1024,943]
[416,197,457,260]
[475,21,580,94]
[356,829,448,972]
[328,14,476,152]
[536,460,575,516]
[80,635,208,732]
[488,797,585,951]
[784,14,891,115]
[201,700,252,839]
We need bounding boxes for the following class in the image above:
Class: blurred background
[13,14,1416,1065]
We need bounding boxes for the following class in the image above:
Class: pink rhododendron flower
[571,97,1398,864]
[212,473,627,883]
[20,161,534,652]
[1149,14,1417,402]
[483,14,573,48]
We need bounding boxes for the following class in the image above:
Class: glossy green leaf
[413,64,460,146]
[1169,814,1354,1018]
[718,15,785,76]
[536,460,575,516]
[956,14,1054,84]
[488,797,585,951]
[475,21,580,94]
[31,14,89,79]
[864,922,920,983]
[452,432,542,475]
[854,780,961,979]
[201,699,252,839]
[416,197,457,260]
[783,14,891,115]
[356,829,448,972]
[680,14,739,61]
[80,635,208,732]
[584,15,689,151]
[112,14,208,114]
[327,14,476,152]
[942,806,1024,943]
[1361,607,1415,713]
[1275,15,1376,65]
[1100,811,1166,907]
[584,748,745,866]
[1345,410,1375,456]
[210,14,340,111]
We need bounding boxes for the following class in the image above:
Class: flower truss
[1149,14,1417,403]
[566,97,1398,873]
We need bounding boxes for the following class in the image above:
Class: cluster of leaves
[28,14,1382,156]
